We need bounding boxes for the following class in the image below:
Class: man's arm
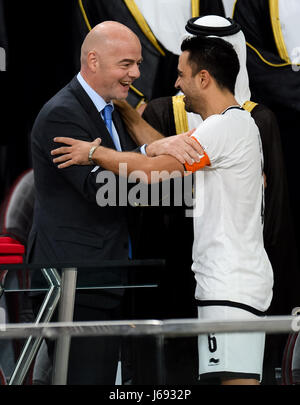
[114,99,163,144]
[51,137,184,183]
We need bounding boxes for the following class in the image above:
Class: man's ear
[87,50,98,73]
[197,69,210,88]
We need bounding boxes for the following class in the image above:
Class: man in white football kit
[51,35,273,385]
[188,105,273,384]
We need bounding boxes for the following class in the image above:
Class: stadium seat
[0,169,35,246]
[0,169,35,384]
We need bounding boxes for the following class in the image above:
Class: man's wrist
[140,144,148,155]
[88,145,99,164]
[144,142,155,157]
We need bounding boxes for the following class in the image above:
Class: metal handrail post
[9,268,61,385]
[52,267,77,385]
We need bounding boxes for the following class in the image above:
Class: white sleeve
[192,115,229,168]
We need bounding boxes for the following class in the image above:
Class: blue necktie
[103,104,113,136]
[102,104,122,151]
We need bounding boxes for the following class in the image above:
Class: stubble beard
[183,96,194,113]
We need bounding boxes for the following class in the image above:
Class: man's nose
[174,77,180,90]
[129,63,141,80]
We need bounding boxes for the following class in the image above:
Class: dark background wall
[1,0,300,261]
[0,0,81,201]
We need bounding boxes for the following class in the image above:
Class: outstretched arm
[51,137,185,183]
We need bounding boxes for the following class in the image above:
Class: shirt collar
[77,72,114,113]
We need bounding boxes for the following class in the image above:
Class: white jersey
[186,107,273,313]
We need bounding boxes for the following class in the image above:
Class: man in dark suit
[27,21,151,385]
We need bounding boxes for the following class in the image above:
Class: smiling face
[175,51,202,114]
[81,22,143,102]
[95,37,142,102]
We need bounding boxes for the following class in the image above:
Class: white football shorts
[197,305,265,382]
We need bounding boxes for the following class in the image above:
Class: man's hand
[146,129,203,165]
[114,99,163,145]
[51,137,101,168]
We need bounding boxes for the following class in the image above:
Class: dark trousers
[67,302,122,385]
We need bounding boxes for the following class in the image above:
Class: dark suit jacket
[27,76,137,307]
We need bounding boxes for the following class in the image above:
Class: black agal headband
[185,17,241,37]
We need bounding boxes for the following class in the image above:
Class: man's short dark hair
[181,36,240,94]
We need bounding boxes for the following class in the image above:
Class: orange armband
[184,137,211,173]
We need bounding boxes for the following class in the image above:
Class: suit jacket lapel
[69,77,116,149]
